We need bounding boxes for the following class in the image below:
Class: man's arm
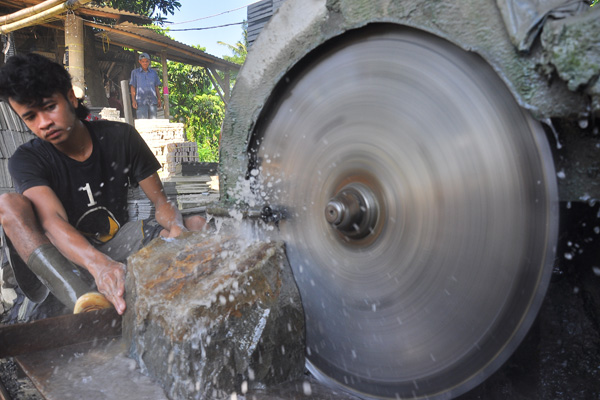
[156,86,162,108]
[23,186,127,314]
[129,85,138,109]
[138,172,186,238]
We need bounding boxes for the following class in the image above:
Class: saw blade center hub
[324,182,379,240]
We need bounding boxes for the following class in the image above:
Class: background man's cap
[139,52,150,60]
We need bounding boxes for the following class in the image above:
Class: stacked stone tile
[134,119,196,179]
[164,142,200,177]
[99,107,122,121]
[0,102,36,194]
[129,120,219,220]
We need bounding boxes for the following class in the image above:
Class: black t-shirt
[8,120,161,244]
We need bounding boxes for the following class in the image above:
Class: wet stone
[123,231,305,400]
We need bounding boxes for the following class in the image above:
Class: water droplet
[303,381,312,395]
[543,118,562,149]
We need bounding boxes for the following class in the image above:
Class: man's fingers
[101,281,126,315]
[105,291,126,315]
[96,264,127,314]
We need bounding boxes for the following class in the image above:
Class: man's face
[139,58,151,71]
[9,90,79,145]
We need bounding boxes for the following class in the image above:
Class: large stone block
[123,231,305,399]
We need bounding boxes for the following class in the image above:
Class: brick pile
[128,120,218,220]
[134,119,197,179]
[99,107,122,121]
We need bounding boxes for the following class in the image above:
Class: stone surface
[123,230,305,400]
[541,10,600,112]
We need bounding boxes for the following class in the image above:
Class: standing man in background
[130,52,162,119]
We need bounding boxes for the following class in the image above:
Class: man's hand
[166,223,187,238]
[131,99,138,109]
[91,261,127,315]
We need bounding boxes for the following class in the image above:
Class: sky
[163,1,258,58]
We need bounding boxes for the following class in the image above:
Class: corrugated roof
[247,0,286,46]
[91,22,240,72]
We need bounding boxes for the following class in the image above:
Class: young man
[129,52,162,119]
[0,53,204,316]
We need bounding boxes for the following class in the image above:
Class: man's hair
[0,53,90,119]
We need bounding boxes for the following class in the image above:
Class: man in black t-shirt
[0,53,206,315]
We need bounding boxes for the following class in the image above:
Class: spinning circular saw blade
[253,27,558,399]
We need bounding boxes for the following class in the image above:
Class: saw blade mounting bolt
[325,200,345,225]
[325,182,379,240]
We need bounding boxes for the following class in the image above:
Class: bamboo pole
[0,0,94,34]
[65,13,85,98]
[0,0,65,25]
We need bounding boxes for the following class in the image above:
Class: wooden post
[64,13,85,99]
[121,79,134,126]
[161,51,170,119]
[223,70,230,101]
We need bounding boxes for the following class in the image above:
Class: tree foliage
[218,21,248,66]
[592,0,599,6]
[165,53,224,162]
[165,25,248,162]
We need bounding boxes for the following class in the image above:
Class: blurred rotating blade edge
[252,26,558,400]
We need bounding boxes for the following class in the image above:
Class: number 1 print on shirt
[79,183,98,207]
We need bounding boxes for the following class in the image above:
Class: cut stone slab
[123,230,305,400]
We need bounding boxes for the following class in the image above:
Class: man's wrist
[86,253,116,277]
